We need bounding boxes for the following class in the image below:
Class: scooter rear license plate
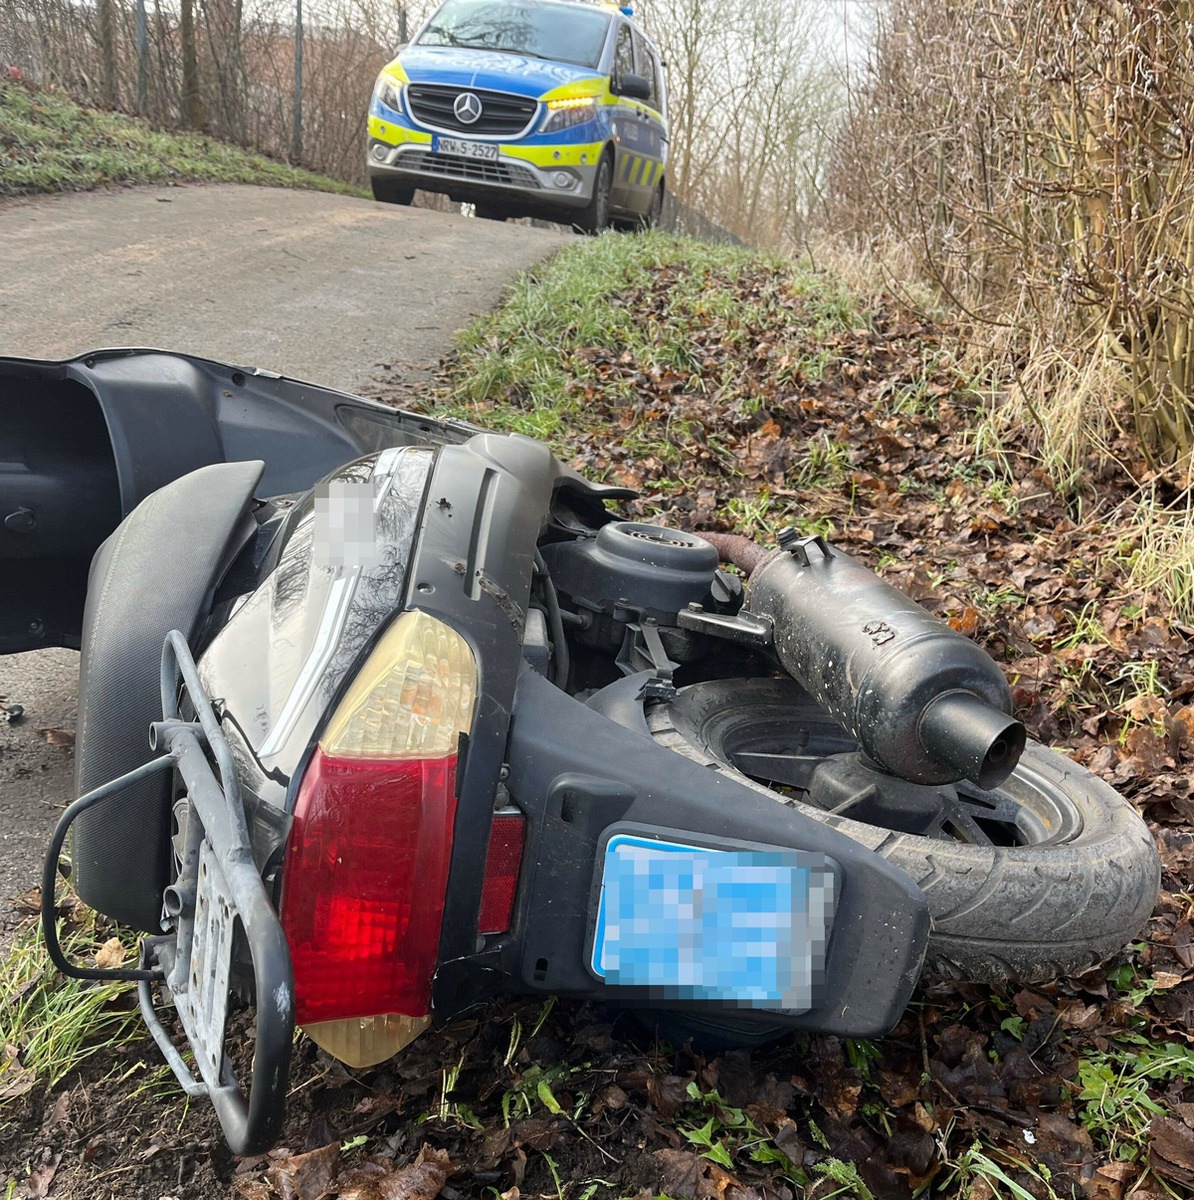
[590,834,836,1014]
[176,840,236,1089]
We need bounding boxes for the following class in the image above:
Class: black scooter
[0,349,1158,1154]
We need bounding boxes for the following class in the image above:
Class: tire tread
[648,680,1160,983]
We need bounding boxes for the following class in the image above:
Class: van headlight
[541,96,595,134]
[375,76,404,115]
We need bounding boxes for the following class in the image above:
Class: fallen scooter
[0,349,1158,1153]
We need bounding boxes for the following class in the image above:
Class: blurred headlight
[541,96,595,134]
[374,76,404,114]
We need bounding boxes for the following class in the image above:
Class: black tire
[371,176,414,205]
[574,153,612,235]
[640,182,664,231]
[474,203,508,221]
[648,677,1160,983]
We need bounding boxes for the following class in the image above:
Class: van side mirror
[616,73,651,102]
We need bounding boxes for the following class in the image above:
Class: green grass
[938,1142,1062,1200]
[428,231,857,476]
[1126,487,1194,624]
[442,232,762,414]
[0,917,138,1096]
[1074,1037,1194,1161]
[0,79,365,198]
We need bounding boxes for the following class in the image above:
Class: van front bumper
[366,135,601,212]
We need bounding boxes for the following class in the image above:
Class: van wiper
[450,42,555,61]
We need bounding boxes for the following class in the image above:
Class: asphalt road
[0,184,569,948]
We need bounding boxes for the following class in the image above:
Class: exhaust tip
[920,692,1026,791]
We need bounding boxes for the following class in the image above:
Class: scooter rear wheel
[648,677,1159,983]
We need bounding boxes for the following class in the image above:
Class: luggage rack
[41,629,294,1156]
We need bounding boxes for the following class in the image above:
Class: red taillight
[280,748,458,1025]
[277,609,478,1041]
[479,812,525,935]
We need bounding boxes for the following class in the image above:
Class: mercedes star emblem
[454,92,483,124]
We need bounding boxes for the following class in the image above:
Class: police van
[366,0,667,231]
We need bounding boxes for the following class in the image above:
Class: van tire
[574,153,612,235]
[641,182,664,231]
[371,177,414,205]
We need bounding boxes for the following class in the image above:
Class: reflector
[478,811,525,934]
[282,750,458,1024]
[303,1013,430,1069]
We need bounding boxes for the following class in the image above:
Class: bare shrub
[640,0,843,247]
[827,0,1194,483]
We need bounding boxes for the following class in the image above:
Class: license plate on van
[433,136,498,160]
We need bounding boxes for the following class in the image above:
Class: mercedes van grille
[406,84,539,136]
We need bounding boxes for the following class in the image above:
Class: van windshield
[417,0,611,70]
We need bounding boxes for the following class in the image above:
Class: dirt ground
[0,183,567,392]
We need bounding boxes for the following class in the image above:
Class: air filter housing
[541,522,720,622]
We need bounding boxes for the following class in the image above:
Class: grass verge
[0,909,136,1103]
[0,78,364,199]
[424,229,870,534]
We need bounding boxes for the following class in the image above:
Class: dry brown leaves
[236,1142,453,1200]
[1150,1114,1194,1190]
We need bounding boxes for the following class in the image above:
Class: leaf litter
[5,239,1194,1199]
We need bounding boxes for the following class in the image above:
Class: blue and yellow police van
[366,0,667,231]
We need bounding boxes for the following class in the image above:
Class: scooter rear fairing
[487,668,929,1038]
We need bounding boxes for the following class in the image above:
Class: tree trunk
[97,0,118,107]
[180,0,205,129]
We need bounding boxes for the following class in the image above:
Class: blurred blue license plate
[591,834,836,1013]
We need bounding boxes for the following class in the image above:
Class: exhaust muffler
[734,531,1025,790]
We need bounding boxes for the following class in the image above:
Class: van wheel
[371,177,414,205]
[574,154,612,235]
[641,182,664,231]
